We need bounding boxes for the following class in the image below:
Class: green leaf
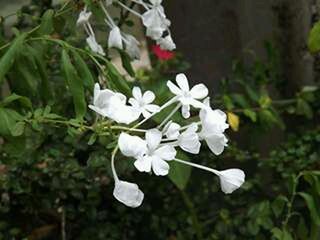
[231,93,249,108]
[308,21,320,53]
[271,195,288,218]
[104,60,131,95]
[0,93,32,109]
[0,33,26,84]
[0,107,23,136]
[168,151,191,190]
[26,44,52,102]
[71,50,95,90]
[296,98,313,119]
[118,49,135,77]
[61,49,87,119]
[38,9,55,35]
[11,121,25,136]
[298,192,320,225]
[243,109,257,122]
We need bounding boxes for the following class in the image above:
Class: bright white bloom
[124,34,140,59]
[86,35,105,56]
[108,26,123,49]
[129,87,160,118]
[173,158,245,194]
[142,0,170,40]
[199,98,229,155]
[177,123,201,154]
[163,121,181,140]
[146,27,164,40]
[167,73,208,118]
[89,83,139,124]
[157,35,176,50]
[134,129,176,176]
[118,133,147,158]
[113,180,144,208]
[217,169,245,194]
[76,8,92,26]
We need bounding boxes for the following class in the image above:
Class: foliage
[0,0,319,240]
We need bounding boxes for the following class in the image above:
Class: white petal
[108,27,123,49]
[86,35,105,56]
[88,105,107,117]
[152,157,170,176]
[178,123,201,154]
[144,104,160,113]
[181,104,190,119]
[146,26,164,40]
[118,133,147,157]
[146,128,162,151]
[142,110,152,119]
[154,145,176,160]
[190,83,209,99]
[113,180,144,208]
[142,90,155,103]
[163,121,181,140]
[134,156,152,172]
[167,80,182,95]
[205,133,228,155]
[132,86,142,100]
[157,35,176,51]
[218,169,245,194]
[77,9,92,26]
[189,99,205,109]
[176,73,189,91]
[128,98,140,109]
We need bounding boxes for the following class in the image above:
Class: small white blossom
[118,133,147,158]
[177,123,201,154]
[167,73,208,118]
[199,98,229,155]
[217,169,245,194]
[157,35,176,50]
[113,180,144,208]
[124,34,140,59]
[108,26,123,49]
[163,121,181,140]
[129,87,160,118]
[76,8,92,26]
[134,129,176,176]
[89,83,139,124]
[86,35,105,56]
[142,0,170,40]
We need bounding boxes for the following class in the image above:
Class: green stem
[181,190,203,240]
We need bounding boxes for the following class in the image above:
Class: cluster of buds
[76,0,176,60]
[89,73,245,208]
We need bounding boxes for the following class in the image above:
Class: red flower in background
[152,45,175,60]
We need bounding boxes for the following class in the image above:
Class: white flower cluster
[77,0,176,59]
[89,73,245,208]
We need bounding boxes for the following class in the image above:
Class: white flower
[199,98,229,155]
[118,133,147,158]
[167,73,208,118]
[177,123,201,154]
[142,1,170,40]
[146,27,164,40]
[89,83,139,124]
[108,26,123,49]
[173,158,245,194]
[76,8,92,26]
[157,35,176,50]
[134,129,176,176]
[163,121,181,140]
[113,180,144,208]
[217,169,245,194]
[124,34,140,59]
[86,35,105,56]
[129,87,160,118]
